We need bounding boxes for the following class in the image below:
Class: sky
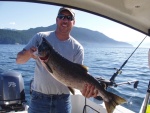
[0,1,150,47]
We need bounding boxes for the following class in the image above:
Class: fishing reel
[95,77,138,89]
[94,76,139,101]
[109,68,139,89]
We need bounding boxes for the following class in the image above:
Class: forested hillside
[0,24,132,47]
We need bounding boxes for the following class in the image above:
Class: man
[16,7,98,113]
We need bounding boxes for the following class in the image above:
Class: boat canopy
[4,0,150,36]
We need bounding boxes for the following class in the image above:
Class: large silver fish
[38,38,126,113]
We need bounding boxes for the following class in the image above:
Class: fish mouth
[39,54,49,61]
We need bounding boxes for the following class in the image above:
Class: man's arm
[16,47,37,64]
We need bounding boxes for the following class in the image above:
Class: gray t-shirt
[24,31,84,94]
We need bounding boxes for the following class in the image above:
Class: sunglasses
[57,14,74,21]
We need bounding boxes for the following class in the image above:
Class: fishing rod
[109,35,147,86]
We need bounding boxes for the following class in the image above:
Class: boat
[1,0,150,113]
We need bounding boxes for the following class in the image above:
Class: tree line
[0,29,30,44]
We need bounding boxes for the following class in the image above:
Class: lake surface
[0,44,149,113]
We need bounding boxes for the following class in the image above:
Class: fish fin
[82,65,89,70]
[75,63,88,73]
[68,87,75,95]
[45,63,53,73]
[104,92,126,113]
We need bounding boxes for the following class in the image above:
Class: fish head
[38,38,51,60]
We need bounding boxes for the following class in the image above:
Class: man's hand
[16,47,37,64]
[22,47,37,59]
[81,83,98,98]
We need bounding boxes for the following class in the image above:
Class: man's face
[56,10,75,34]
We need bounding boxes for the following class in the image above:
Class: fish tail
[104,92,126,113]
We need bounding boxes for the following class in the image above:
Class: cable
[82,97,100,113]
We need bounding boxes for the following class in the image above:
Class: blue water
[0,44,150,113]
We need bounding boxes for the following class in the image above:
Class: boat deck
[8,89,135,113]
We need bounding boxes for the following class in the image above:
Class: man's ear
[73,20,75,25]
[56,18,58,23]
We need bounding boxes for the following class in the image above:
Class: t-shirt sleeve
[74,46,84,65]
[24,33,42,50]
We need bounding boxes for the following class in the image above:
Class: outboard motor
[0,71,26,112]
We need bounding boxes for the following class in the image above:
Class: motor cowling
[0,71,26,112]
